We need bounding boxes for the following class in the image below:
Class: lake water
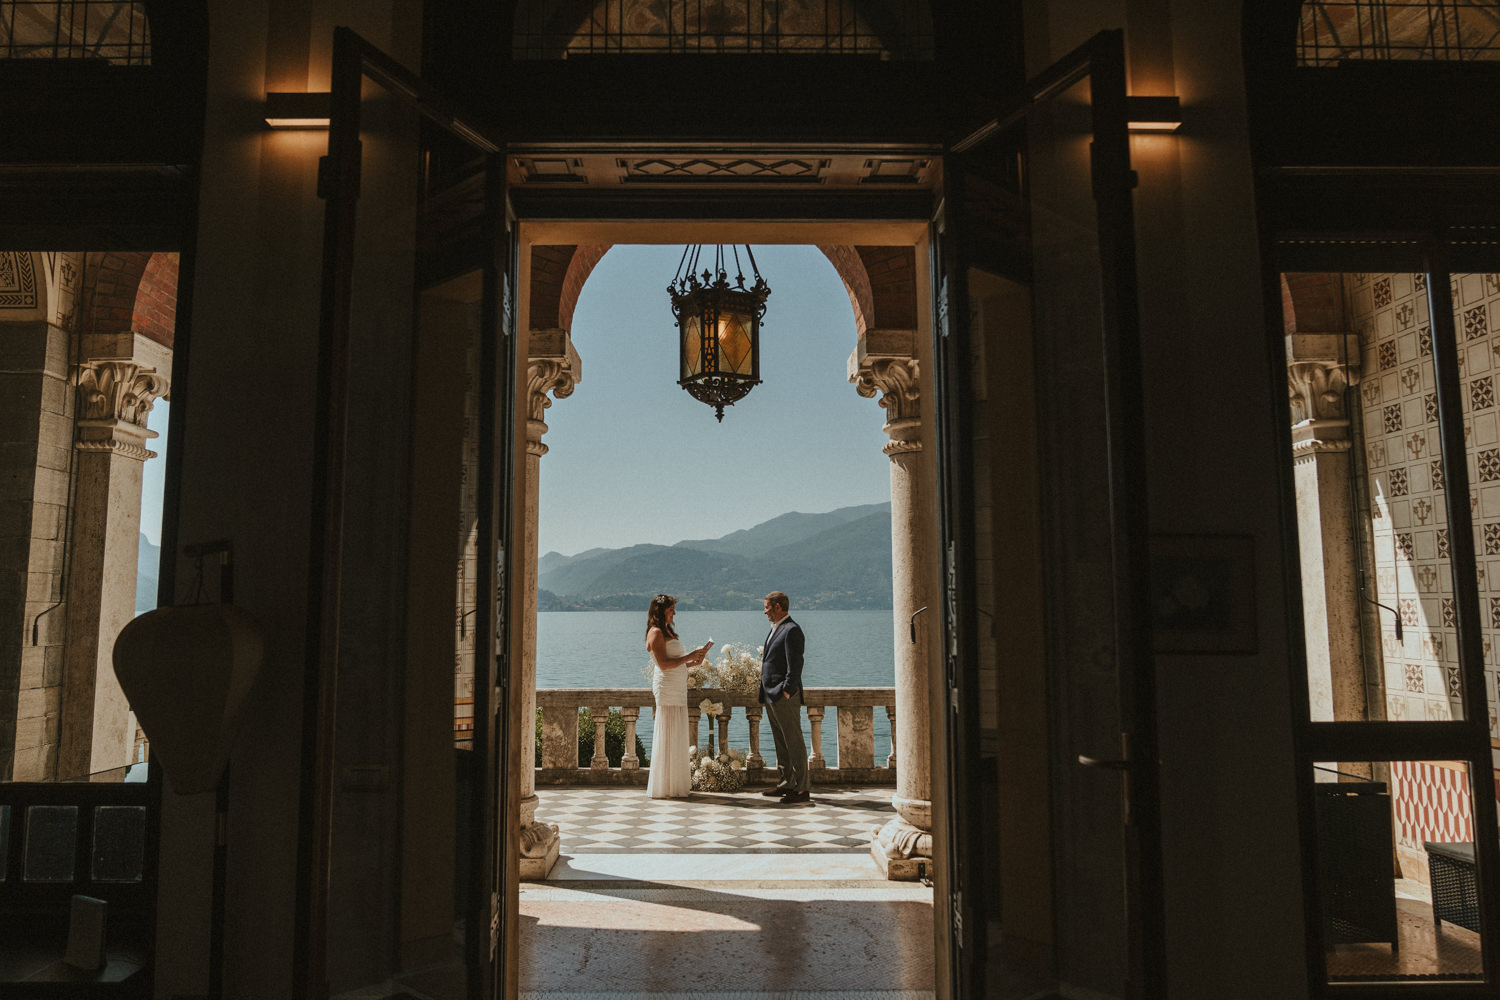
[537,609,898,765]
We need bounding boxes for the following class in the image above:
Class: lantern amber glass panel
[682,313,704,379]
[719,311,752,374]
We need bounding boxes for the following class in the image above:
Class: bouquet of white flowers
[696,642,762,699]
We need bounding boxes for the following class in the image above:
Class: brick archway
[529,243,918,341]
[1281,272,1346,335]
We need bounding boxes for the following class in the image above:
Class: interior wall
[160,1,424,995]
[1020,0,1309,995]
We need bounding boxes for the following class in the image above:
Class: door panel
[937,30,1162,1000]
[302,28,512,1000]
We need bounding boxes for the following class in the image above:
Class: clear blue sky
[137,245,894,555]
[539,244,892,556]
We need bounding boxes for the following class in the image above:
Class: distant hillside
[540,504,892,610]
[674,502,889,558]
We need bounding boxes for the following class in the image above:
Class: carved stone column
[1287,333,1368,723]
[59,336,170,778]
[851,330,933,879]
[518,329,579,878]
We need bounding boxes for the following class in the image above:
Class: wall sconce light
[264,92,332,129]
[1125,96,1182,133]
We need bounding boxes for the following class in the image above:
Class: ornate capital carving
[73,359,169,460]
[1288,360,1357,424]
[852,356,921,457]
[526,335,582,457]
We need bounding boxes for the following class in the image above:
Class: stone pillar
[58,336,170,779]
[851,330,934,879]
[1287,333,1368,724]
[518,329,579,878]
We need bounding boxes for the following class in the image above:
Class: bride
[644,594,712,799]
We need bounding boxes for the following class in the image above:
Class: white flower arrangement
[691,744,746,792]
[689,697,745,792]
[694,642,762,700]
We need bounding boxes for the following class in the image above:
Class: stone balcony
[530,686,898,785]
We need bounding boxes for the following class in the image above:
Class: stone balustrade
[531,687,897,786]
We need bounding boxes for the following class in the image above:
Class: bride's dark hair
[645,594,678,639]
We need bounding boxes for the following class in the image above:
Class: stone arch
[529,243,917,343]
[1281,272,1346,335]
[133,252,179,348]
[83,252,153,337]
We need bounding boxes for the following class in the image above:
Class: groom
[759,590,810,804]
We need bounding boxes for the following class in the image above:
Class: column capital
[849,330,920,458]
[73,356,169,461]
[1287,333,1360,459]
[526,330,582,457]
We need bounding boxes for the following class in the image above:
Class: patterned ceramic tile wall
[1351,272,1500,736]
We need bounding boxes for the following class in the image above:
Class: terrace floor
[519,784,936,999]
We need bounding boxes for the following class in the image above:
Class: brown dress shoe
[778,790,811,804]
[760,785,789,797]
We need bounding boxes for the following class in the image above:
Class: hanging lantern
[669,245,769,421]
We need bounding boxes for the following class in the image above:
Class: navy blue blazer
[759,618,804,703]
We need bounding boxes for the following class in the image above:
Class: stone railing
[533,687,897,786]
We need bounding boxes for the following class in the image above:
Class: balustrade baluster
[745,706,764,770]
[620,706,640,770]
[806,705,826,769]
[589,705,609,769]
[886,705,897,769]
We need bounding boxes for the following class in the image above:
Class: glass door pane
[1286,271,1469,724]
[1314,759,1486,984]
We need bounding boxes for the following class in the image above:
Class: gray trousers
[763,691,809,793]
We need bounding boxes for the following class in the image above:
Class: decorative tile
[1433,460,1446,492]
[1466,305,1489,341]
[1375,276,1393,307]
[1397,300,1415,328]
[1380,341,1399,370]
[1481,449,1500,482]
[1397,532,1415,559]
[1413,498,1435,525]
[1404,663,1424,692]
[1420,326,1433,357]
[1474,376,1496,411]
[1385,404,1404,433]
[1399,596,1419,626]
[1443,597,1457,627]
[1425,392,1439,423]
[1401,365,1423,395]
[1388,468,1409,496]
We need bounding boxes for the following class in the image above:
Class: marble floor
[520,785,935,999]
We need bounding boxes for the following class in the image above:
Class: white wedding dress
[646,637,691,799]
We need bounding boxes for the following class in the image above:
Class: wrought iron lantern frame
[669,244,770,421]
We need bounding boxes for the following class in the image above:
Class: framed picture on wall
[1149,533,1257,654]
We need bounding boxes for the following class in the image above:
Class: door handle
[1077,755,1129,770]
[1078,734,1133,825]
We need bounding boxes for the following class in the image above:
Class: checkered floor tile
[534,785,896,853]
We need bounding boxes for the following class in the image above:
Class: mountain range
[539,502,892,610]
